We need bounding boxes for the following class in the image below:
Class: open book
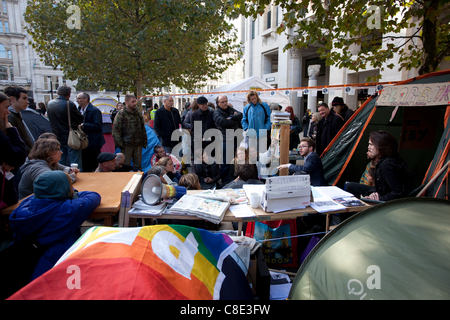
[166,194,231,224]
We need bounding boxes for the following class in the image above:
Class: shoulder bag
[67,101,89,150]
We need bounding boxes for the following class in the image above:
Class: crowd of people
[0,83,413,294]
[0,83,413,215]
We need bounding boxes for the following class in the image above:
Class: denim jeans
[60,145,83,172]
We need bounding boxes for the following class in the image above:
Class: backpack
[110,109,118,123]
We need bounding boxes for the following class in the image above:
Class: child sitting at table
[178,173,202,190]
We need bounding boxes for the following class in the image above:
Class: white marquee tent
[91,96,118,124]
[208,76,291,113]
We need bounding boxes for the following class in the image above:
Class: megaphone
[141,174,187,205]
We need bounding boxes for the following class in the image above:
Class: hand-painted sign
[376,82,450,107]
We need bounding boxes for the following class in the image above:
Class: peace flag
[8,225,238,300]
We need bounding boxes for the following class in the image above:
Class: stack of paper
[271,112,291,124]
[167,194,231,224]
[128,199,167,216]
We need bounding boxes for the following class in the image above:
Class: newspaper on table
[198,188,248,205]
[313,186,366,207]
[167,194,231,224]
[128,199,167,216]
[310,186,364,213]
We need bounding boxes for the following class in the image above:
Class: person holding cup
[18,138,78,199]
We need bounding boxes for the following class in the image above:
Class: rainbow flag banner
[9,225,240,300]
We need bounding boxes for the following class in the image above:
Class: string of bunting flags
[141,81,399,100]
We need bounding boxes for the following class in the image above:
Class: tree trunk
[419,0,438,75]
[136,72,143,113]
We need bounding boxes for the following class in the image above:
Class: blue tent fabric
[141,125,160,174]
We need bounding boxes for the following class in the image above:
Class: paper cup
[249,193,260,209]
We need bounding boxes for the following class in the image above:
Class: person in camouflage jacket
[112,94,147,170]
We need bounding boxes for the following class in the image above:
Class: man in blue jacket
[77,92,105,172]
[277,137,327,186]
[241,90,271,151]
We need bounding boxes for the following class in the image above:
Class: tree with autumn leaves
[24,0,240,99]
[228,0,450,80]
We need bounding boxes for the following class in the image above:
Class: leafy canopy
[228,0,450,80]
[25,0,240,96]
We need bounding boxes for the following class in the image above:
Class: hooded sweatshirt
[9,171,101,280]
[19,159,75,200]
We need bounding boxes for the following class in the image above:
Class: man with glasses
[213,94,242,180]
[277,137,327,186]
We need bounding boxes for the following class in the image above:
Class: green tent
[321,70,450,199]
[289,197,450,300]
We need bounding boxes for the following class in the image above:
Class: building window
[276,7,279,26]
[0,44,6,58]
[263,51,279,74]
[266,10,271,29]
[43,76,60,91]
[271,56,278,73]
[251,20,255,39]
[9,65,13,81]
[2,1,6,13]
[52,76,59,91]
[0,21,8,33]
[43,76,49,90]
[0,65,7,80]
